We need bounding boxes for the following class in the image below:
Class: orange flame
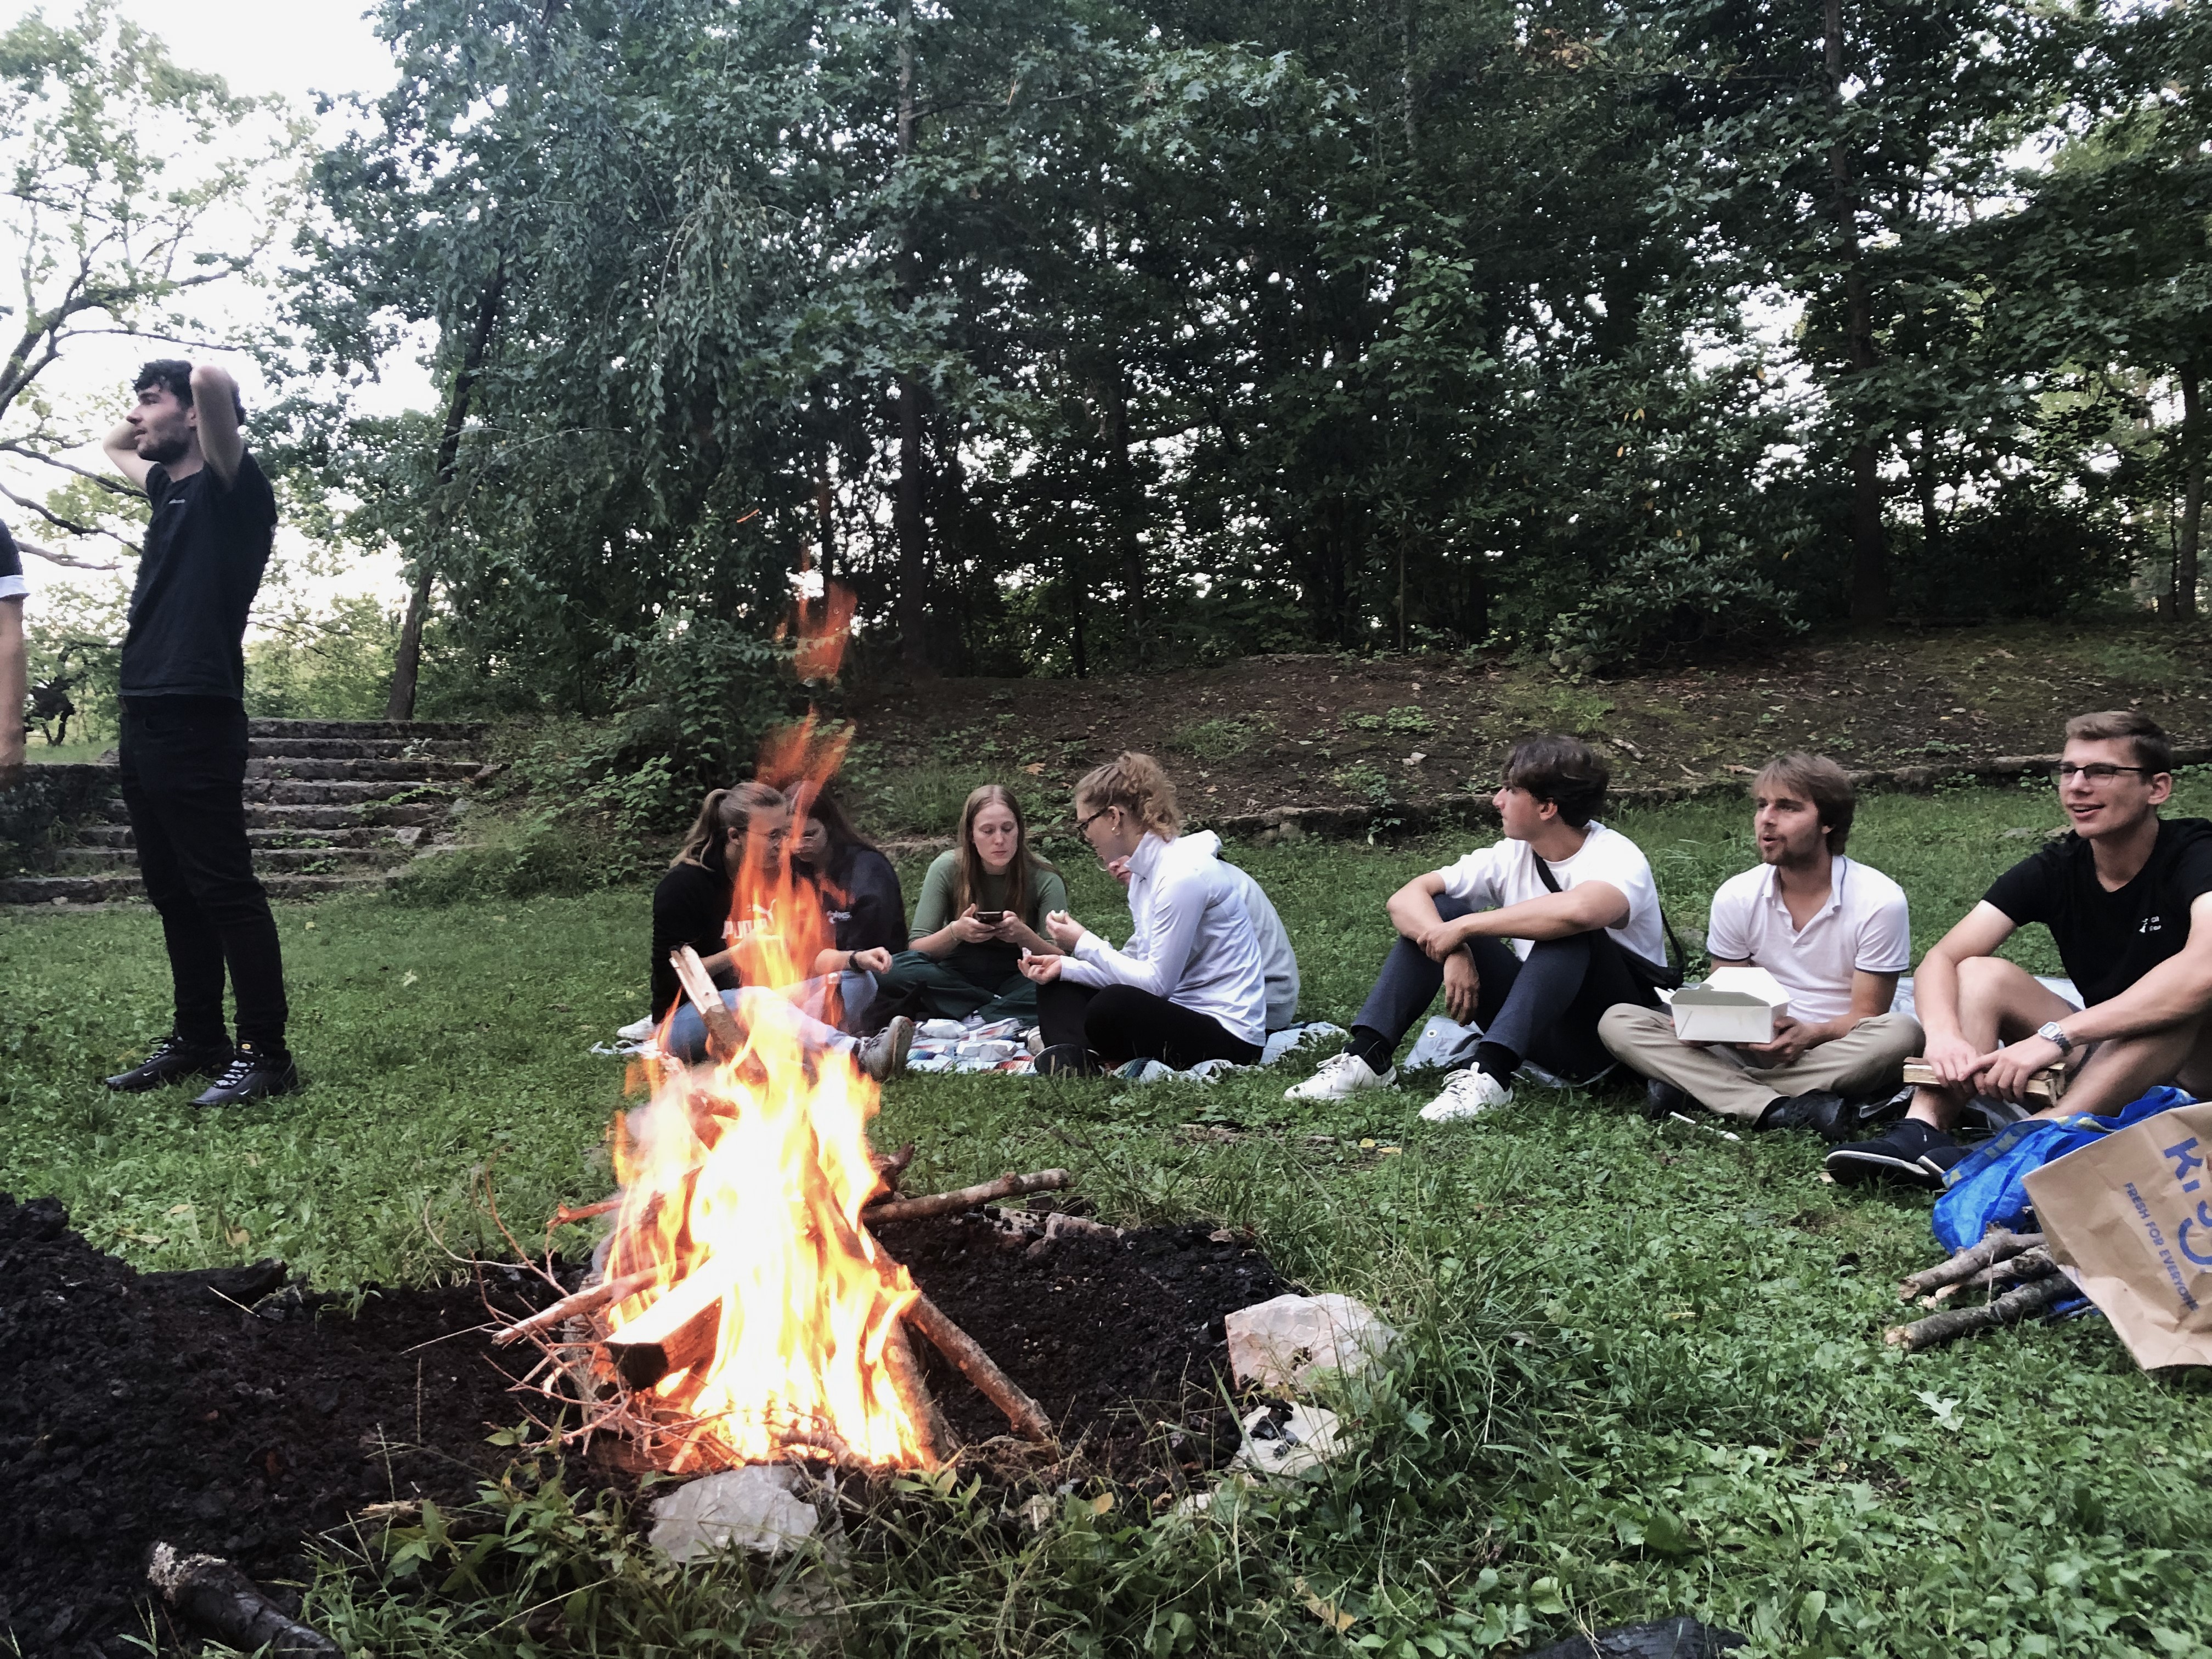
[780,579,858,682]
[602,718,926,1471]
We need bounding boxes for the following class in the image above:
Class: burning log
[902,1292,1054,1444]
[1884,1268,2072,1353]
[492,1267,660,1348]
[550,1198,620,1228]
[603,1269,730,1390]
[1897,1227,2045,1301]
[882,1316,955,1465]
[673,945,746,1059]
[148,1543,337,1657]
[864,1169,1073,1225]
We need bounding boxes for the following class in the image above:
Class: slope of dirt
[1,1194,1292,1656]
[841,622,2212,827]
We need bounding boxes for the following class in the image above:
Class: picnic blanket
[909,1018,1347,1082]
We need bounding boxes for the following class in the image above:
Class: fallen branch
[1964,1246,2056,1291]
[1884,1272,2074,1353]
[902,1292,1054,1443]
[673,946,746,1059]
[1898,1228,2045,1302]
[148,1543,337,1657]
[865,1169,1072,1225]
[882,1314,955,1466]
[492,1268,659,1347]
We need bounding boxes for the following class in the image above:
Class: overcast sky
[2,0,420,608]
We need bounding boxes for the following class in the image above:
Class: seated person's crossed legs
[1598,1004,1921,1130]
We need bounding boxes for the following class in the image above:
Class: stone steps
[54,844,409,873]
[6,718,488,909]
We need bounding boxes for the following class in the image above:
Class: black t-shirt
[1983,817,2212,1006]
[0,519,24,600]
[810,843,906,957]
[119,450,278,700]
[650,857,736,1019]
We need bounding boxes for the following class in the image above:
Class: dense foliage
[256,0,2212,726]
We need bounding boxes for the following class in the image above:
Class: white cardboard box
[1667,966,1791,1043]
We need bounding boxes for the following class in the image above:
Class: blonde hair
[1074,752,1182,839]
[952,783,1054,920]
[672,781,787,871]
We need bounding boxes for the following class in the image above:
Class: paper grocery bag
[2023,1100,2212,1370]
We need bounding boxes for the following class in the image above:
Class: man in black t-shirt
[1828,710,2212,1187]
[97,359,298,1106]
[1,519,26,780]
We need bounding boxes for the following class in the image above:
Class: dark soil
[1,1193,1294,1657]
[843,622,2212,827]
[882,1210,1297,1487]
[0,1193,557,1659]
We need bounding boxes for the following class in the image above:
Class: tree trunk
[893,0,931,672]
[1104,367,1145,665]
[1917,427,1939,549]
[2176,364,2203,625]
[814,457,837,585]
[385,263,507,720]
[1826,0,1887,623]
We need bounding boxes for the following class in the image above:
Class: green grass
[5,781,2211,1657]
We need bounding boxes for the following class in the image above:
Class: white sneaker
[1283,1051,1395,1101]
[1419,1068,1512,1122]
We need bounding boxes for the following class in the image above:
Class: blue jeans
[664,973,875,1065]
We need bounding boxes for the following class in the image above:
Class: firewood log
[1897,1227,2045,1301]
[1884,1270,2073,1353]
[864,1169,1072,1224]
[148,1543,337,1657]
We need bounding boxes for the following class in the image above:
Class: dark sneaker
[1032,1043,1102,1077]
[1641,1077,1690,1121]
[105,1035,232,1093]
[193,1043,302,1107]
[1758,1090,1854,1141]
[857,1016,914,1082]
[1824,1120,1967,1190]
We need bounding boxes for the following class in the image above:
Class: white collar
[1759,854,1847,915]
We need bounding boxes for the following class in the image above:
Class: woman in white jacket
[1018,753,1268,1075]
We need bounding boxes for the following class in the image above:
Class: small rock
[1224,1293,1397,1391]
[391,826,424,847]
[1229,1403,1344,1480]
[649,1465,820,1562]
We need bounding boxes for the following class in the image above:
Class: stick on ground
[1897,1227,2045,1302]
[864,1169,1072,1225]
[149,1543,338,1657]
[1885,1271,2074,1353]
[902,1291,1055,1443]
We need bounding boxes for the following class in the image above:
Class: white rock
[1229,1403,1345,1480]
[1224,1293,1397,1391]
[649,1464,821,1562]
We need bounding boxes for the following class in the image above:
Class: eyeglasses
[1074,806,1114,835]
[2055,763,2156,784]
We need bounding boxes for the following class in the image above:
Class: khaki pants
[1596,1005,1925,1124]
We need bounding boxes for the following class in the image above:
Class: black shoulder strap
[1529,846,1691,980]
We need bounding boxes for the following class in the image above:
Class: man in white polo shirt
[1598,752,1922,1137]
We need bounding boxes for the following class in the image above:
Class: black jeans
[1037,980,1262,1070]
[1352,896,1660,1084]
[119,697,289,1053]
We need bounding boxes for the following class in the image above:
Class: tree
[0,0,302,565]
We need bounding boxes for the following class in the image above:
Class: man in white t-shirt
[1286,733,1672,1121]
[1598,753,1923,1136]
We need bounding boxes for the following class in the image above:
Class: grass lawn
[5,778,2211,1657]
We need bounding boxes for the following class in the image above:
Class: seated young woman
[878,783,1068,1024]
[1017,753,1267,1075]
[650,781,910,1076]
[791,784,906,1032]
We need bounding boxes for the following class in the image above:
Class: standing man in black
[100,360,299,1105]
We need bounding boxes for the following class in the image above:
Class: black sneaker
[1641,1077,1690,1121]
[105,1035,232,1093]
[1824,1120,1967,1190]
[1757,1090,1854,1141]
[1032,1043,1102,1077]
[193,1043,302,1107]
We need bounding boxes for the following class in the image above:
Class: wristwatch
[2036,1020,2074,1056]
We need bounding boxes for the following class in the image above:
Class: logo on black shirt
[2141,915,2165,934]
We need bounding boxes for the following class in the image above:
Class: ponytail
[1073,752,1181,840]
[672,780,787,870]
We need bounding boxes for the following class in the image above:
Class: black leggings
[1037,980,1262,1070]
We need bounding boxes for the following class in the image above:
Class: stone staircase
[0,719,491,906]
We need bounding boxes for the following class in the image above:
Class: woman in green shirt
[881,783,1066,1023]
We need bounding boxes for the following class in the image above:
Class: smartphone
[974,910,1006,924]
